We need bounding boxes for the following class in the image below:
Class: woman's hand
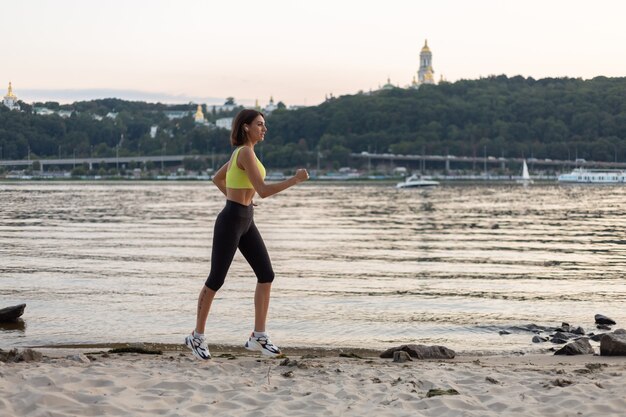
[294,169,309,183]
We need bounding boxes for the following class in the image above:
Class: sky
[2,0,626,106]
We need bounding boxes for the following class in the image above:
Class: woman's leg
[238,221,275,332]
[195,285,217,334]
[196,210,243,333]
[253,282,272,332]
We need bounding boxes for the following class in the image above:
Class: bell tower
[417,40,435,85]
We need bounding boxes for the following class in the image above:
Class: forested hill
[1,76,625,168]
[266,75,626,163]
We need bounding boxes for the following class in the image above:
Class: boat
[516,159,534,185]
[396,174,439,188]
[558,168,626,184]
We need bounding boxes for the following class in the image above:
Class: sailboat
[517,159,534,185]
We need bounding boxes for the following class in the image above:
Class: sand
[1,346,625,417]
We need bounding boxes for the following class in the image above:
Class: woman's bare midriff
[226,188,256,206]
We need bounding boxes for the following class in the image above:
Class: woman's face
[245,115,267,144]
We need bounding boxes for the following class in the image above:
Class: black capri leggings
[205,200,275,291]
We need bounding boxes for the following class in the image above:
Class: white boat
[516,159,534,185]
[396,174,439,188]
[558,168,626,184]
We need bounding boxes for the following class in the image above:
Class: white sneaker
[244,332,281,357]
[185,332,211,360]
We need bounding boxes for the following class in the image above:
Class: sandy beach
[1,345,625,417]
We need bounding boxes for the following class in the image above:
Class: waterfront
[1,182,625,353]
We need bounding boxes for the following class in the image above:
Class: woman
[185,109,309,360]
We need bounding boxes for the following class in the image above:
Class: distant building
[263,96,278,114]
[164,110,190,120]
[210,103,238,113]
[3,82,20,111]
[150,125,158,138]
[194,104,208,125]
[380,77,396,90]
[57,110,74,118]
[416,39,435,86]
[33,107,55,116]
[215,117,233,129]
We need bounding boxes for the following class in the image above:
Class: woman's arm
[238,147,308,198]
[211,162,229,196]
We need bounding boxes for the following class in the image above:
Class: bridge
[350,152,626,170]
[2,152,626,172]
[0,154,221,171]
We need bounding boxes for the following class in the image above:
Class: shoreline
[2,344,626,417]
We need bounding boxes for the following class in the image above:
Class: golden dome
[6,82,16,98]
[421,39,431,53]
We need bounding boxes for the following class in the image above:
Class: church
[379,39,438,90]
[3,82,21,111]
[408,39,436,89]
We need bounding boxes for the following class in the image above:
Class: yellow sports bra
[225,147,266,189]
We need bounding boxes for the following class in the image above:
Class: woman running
[185,109,309,360]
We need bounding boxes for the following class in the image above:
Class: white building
[33,107,55,116]
[264,96,278,113]
[416,39,435,86]
[164,110,190,120]
[3,82,20,111]
[215,117,233,129]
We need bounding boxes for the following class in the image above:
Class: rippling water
[1,181,625,353]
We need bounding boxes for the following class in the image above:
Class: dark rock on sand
[571,326,586,335]
[0,348,43,363]
[590,333,606,342]
[554,338,594,355]
[597,324,612,331]
[595,314,616,325]
[551,332,572,344]
[532,336,549,343]
[499,330,511,335]
[600,333,626,356]
[392,351,412,363]
[556,323,571,333]
[613,328,626,335]
[427,388,459,398]
[380,344,456,360]
[0,304,26,322]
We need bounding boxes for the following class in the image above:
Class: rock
[392,351,412,363]
[0,304,26,322]
[426,388,459,398]
[571,326,585,335]
[590,333,606,342]
[600,333,626,356]
[532,336,548,343]
[552,331,572,339]
[499,330,511,335]
[380,344,456,360]
[556,323,570,333]
[614,329,626,335]
[597,324,612,331]
[0,348,43,363]
[66,353,90,364]
[595,314,616,325]
[551,333,569,344]
[554,338,594,355]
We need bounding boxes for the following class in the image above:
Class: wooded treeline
[1,76,625,169]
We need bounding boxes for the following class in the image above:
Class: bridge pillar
[89,162,93,170]
[445,158,450,172]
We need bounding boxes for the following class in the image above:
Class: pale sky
[2,0,626,106]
